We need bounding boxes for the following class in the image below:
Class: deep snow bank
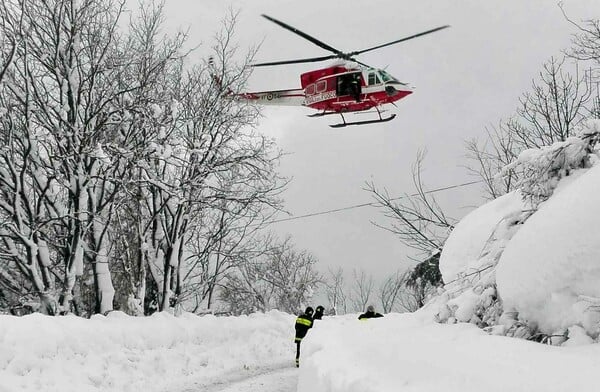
[299,312,600,392]
[497,163,600,336]
[439,190,526,284]
[420,190,529,329]
[0,311,295,392]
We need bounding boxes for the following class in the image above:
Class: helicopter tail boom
[209,57,305,106]
[237,89,305,106]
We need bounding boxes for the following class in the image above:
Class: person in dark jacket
[313,305,325,320]
[358,304,384,320]
[294,306,314,367]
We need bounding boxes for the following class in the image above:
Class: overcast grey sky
[162,0,598,279]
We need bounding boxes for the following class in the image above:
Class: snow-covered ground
[0,311,297,392]
[3,310,600,392]
[305,313,600,392]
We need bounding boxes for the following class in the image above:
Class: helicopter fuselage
[240,64,413,114]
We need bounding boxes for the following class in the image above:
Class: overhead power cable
[266,180,482,226]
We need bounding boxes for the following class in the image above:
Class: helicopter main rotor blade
[252,54,339,67]
[354,25,450,55]
[261,14,343,56]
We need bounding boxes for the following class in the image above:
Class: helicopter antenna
[252,15,450,67]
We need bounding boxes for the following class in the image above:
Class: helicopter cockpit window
[368,72,381,85]
[305,84,315,95]
[378,70,398,83]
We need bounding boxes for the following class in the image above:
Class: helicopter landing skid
[307,111,338,117]
[329,112,396,128]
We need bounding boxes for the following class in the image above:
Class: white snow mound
[496,163,600,336]
[439,191,526,284]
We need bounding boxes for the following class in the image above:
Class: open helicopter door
[336,71,362,102]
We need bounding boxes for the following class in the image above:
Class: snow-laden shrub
[427,197,529,329]
[501,119,600,207]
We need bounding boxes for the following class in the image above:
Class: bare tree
[515,58,591,146]
[349,269,374,313]
[466,56,594,199]
[465,124,518,199]
[86,8,284,314]
[0,1,18,85]
[563,8,600,66]
[324,267,347,315]
[397,283,431,313]
[181,201,279,312]
[378,270,407,313]
[366,151,451,313]
[366,150,455,260]
[263,237,322,313]
[591,89,600,119]
[0,0,147,314]
[0,1,285,317]
[564,13,600,120]
[132,12,288,312]
[218,237,276,315]
[220,236,321,315]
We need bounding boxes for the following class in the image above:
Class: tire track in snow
[182,361,298,392]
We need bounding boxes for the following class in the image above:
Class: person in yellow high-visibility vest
[294,306,314,367]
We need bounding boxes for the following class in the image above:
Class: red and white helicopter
[238,15,449,128]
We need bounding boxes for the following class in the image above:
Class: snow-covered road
[183,362,298,392]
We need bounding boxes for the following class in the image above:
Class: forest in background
[0,0,598,318]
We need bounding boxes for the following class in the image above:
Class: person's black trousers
[295,341,301,367]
